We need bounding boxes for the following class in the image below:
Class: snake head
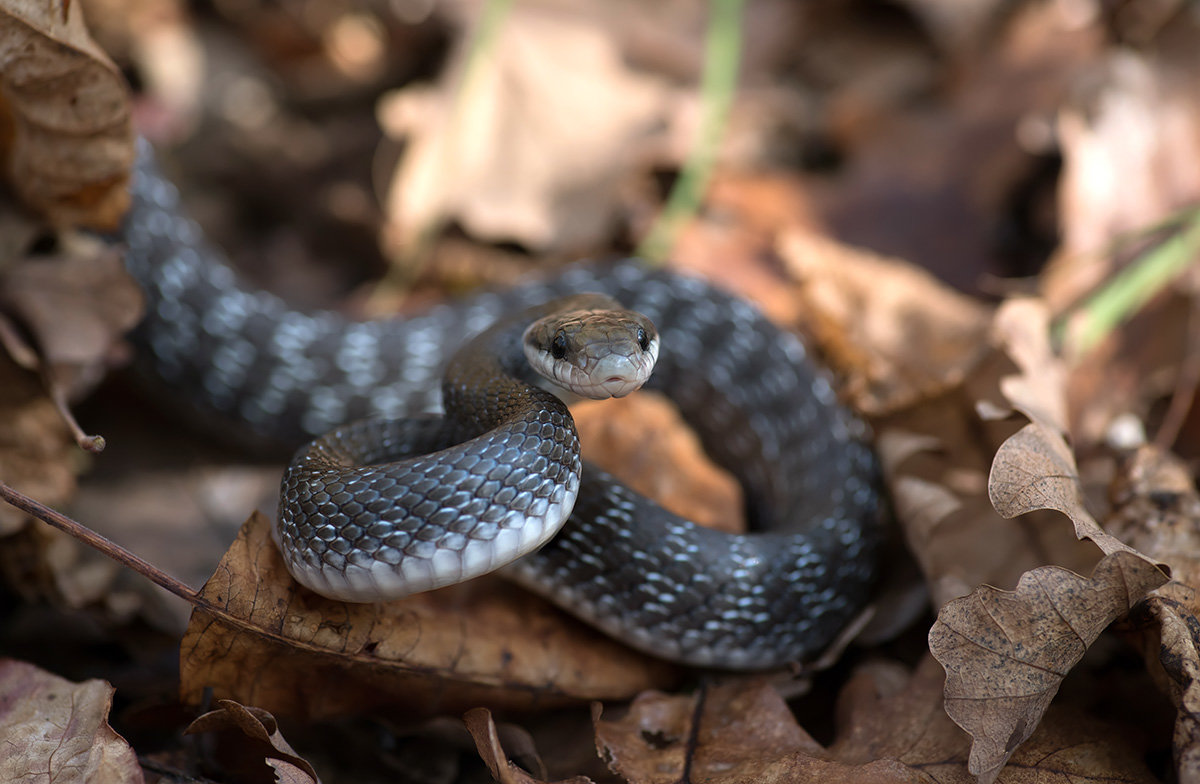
[522,294,659,400]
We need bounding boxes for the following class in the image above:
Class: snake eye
[636,327,650,352]
[551,331,568,360]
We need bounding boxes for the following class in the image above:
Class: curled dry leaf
[988,421,1143,560]
[378,2,672,256]
[987,297,1154,558]
[0,0,133,229]
[928,551,1168,784]
[184,699,320,784]
[873,364,1094,610]
[180,512,677,720]
[464,708,594,784]
[0,657,144,783]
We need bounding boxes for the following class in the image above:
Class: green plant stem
[1066,208,1200,356]
[637,0,745,263]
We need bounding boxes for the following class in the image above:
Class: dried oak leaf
[928,551,1167,784]
[873,355,1095,610]
[987,299,1157,560]
[595,656,1159,783]
[180,511,677,721]
[465,707,594,784]
[0,0,133,229]
[185,699,319,784]
[0,657,144,783]
[378,1,673,256]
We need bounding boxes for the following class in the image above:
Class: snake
[120,142,883,669]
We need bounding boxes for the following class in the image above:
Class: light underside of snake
[120,143,883,669]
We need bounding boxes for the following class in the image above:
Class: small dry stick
[0,480,197,602]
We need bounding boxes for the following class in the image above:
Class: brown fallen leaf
[594,656,1160,784]
[989,421,1146,560]
[0,0,133,229]
[180,511,677,720]
[1047,48,1200,312]
[928,551,1168,784]
[832,655,1161,784]
[778,229,994,417]
[0,657,145,783]
[465,708,594,784]
[184,699,320,784]
[573,392,742,533]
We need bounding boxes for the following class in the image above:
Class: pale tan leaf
[0,657,145,783]
[990,298,1067,433]
[0,243,144,400]
[0,0,134,229]
[379,3,673,255]
[989,421,1142,558]
[928,551,1167,784]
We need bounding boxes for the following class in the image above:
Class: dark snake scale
[120,143,883,669]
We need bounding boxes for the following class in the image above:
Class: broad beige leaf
[928,551,1167,784]
[0,658,144,783]
[378,2,672,255]
[0,0,133,229]
[180,512,677,720]
[989,298,1067,434]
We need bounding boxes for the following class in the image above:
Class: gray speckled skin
[121,142,883,669]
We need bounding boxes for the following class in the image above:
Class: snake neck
[440,306,572,438]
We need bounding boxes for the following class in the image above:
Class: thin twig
[0,481,197,603]
[677,679,708,784]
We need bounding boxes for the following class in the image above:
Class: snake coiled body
[121,145,883,669]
